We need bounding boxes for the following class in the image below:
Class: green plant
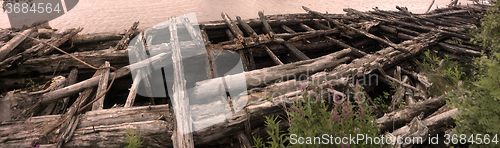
[374,91,390,113]
[124,128,144,148]
[254,85,380,148]
[26,79,40,91]
[447,1,500,147]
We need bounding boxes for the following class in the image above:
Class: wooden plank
[180,15,204,46]
[0,28,34,61]
[169,18,195,148]
[124,69,142,108]
[115,22,139,50]
[91,61,110,110]
[264,45,284,65]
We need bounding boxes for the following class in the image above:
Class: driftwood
[0,28,34,62]
[114,22,139,51]
[303,6,411,53]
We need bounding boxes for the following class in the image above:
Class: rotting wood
[91,61,110,110]
[70,31,124,44]
[286,28,341,42]
[37,28,83,56]
[377,95,448,133]
[390,108,459,137]
[169,18,195,148]
[222,12,245,43]
[324,36,367,57]
[303,6,411,53]
[0,28,34,62]
[237,16,259,39]
[124,69,142,108]
[258,11,275,38]
[190,48,351,104]
[437,42,481,57]
[115,21,139,51]
[299,23,315,31]
[52,68,79,115]
[282,42,310,60]
[281,25,296,33]
[344,8,473,40]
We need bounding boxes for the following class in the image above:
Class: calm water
[0,0,472,34]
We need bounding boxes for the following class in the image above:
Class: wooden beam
[264,45,284,65]
[169,18,195,148]
[282,42,310,60]
[92,61,110,110]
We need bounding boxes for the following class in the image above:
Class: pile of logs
[0,3,491,148]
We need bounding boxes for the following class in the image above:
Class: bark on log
[0,28,34,62]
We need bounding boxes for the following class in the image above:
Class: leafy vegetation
[447,1,500,147]
[123,128,144,148]
[254,85,380,148]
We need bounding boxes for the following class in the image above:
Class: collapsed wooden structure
[0,4,490,147]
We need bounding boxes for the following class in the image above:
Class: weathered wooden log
[0,28,34,62]
[222,12,245,42]
[437,42,481,57]
[263,45,284,65]
[377,95,448,133]
[391,108,459,137]
[0,104,173,148]
[299,23,315,31]
[344,8,473,40]
[115,22,139,51]
[91,61,110,111]
[236,16,259,39]
[282,42,310,60]
[258,11,275,38]
[191,48,352,104]
[168,18,195,148]
[324,36,366,57]
[281,25,296,33]
[303,6,410,53]
[70,31,124,44]
[37,28,83,56]
[0,49,128,76]
[286,28,341,42]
